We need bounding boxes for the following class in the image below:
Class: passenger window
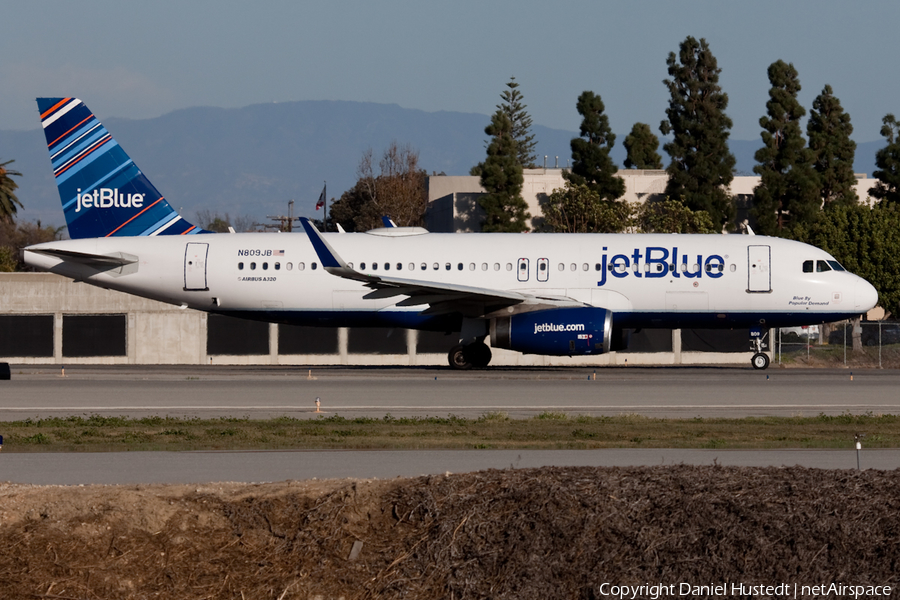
[347,262,353,269]
[408,263,414,270]
[570,263,576,271]
[238,262,244,270]
[287,263,293,271]
[539,263,546,271]
[668,263,675,272]
[274,263,280,271]
[729,264,736,272]
[360,262,366,270]
[494,263,500,271]
[384,263,390,271]
[680,263,687,272]
[433,263,439,270]
[445,263,451,271]
[817,260,832,272]
[372,263,378,270]
[250,262,257,270]
[656,264,664,272]
[705,263,711,272]
[633,264,640,273]
[420,263,426,270]
[802,260,813,273]
[558,263,565,271]
[298,262,305,271]
[396,263,402,270]
[506,263,512,271]
[262,262,268,270]
[311,262,318,270]
[520,262,527,271]
[482,263,488,271]
[458,263,464,271]
[582,263,588,271]
[595,263,602,271]
[644,264,650,273]
[468,263,475,271]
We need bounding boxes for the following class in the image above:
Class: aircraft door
[748,245,771,293]
[517,258,529,282]
[537,258,549,282]
[184,242,209,291]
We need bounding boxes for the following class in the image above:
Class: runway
[0,365,896,420]
[2,365,897,484]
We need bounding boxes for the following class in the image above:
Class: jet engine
[490,307,613,356]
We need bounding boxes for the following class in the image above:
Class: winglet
[299,217,345,269]
[381,216,397,228]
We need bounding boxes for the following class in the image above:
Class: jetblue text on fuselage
[75,188,145,213]
[596,246,726,287]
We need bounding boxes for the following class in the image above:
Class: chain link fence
[774,322,900,368]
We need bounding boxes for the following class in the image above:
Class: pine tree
[872,114,900,205]
[564,91,625,203]
[623,123,663,169]
[498,77,538,168]
[807,85,858,206]
[751,60,821,235]
[659,36,736,229]
[0,159,23,223]
[479,111,529,232]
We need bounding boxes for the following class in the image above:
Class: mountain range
[0,100,883,229]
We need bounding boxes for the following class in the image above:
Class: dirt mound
[1,466,898,599]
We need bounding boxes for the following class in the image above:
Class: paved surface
[1,449,896,485]
[0,365,896,420]
[1,365,897,484]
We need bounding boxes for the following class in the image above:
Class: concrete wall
[0,273,757,366]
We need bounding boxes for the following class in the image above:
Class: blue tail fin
[36,98,207,239]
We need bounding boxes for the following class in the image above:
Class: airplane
[24,97,879,370]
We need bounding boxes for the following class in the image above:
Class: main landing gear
[750,329,770,370]
[448,342,492,370]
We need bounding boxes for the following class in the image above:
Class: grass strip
[0,412,898,452]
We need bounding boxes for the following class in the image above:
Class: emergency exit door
[747,245,771,293]
[184,242,209,291]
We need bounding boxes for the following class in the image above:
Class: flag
[315,185,326,210]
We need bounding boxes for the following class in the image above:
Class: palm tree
[0,159,23,223]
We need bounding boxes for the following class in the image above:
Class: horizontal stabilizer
[28,247,138,268]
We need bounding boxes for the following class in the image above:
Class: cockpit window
[827,260,846,272]
[816,260,832,272]
[802,260,813,273]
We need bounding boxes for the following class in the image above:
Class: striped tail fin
[36,98,208,238]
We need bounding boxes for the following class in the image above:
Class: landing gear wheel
[448,345,472,370]
[751,352,770,370]
[468,342,492,369]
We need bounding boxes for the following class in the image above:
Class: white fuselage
[25,230,877,332]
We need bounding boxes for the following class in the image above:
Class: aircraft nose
[855,278,878,311]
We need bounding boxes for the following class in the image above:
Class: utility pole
[265,200,300,232]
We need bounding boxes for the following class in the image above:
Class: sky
[1,0,898,143]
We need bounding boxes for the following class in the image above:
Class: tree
[634,198,716,233]
[499,77,538,168]
[807,84,858,206]
[564,91,625,202]
[796,202,900,317]
[659,36,736,229]
[540,183,630,233]
[329,142,428,232]
[751,60,821,236]
[623,123,663,169]
[0,219,64,272]
[0,159,23,223]
[479,111,529,232]
[871,114,900,205]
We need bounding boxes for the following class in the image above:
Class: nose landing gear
[750,329,770,370]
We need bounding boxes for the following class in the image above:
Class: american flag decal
[274,250,285,256]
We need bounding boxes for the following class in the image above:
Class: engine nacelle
[490,307,613,356]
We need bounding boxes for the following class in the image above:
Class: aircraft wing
[299,218,581,317]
